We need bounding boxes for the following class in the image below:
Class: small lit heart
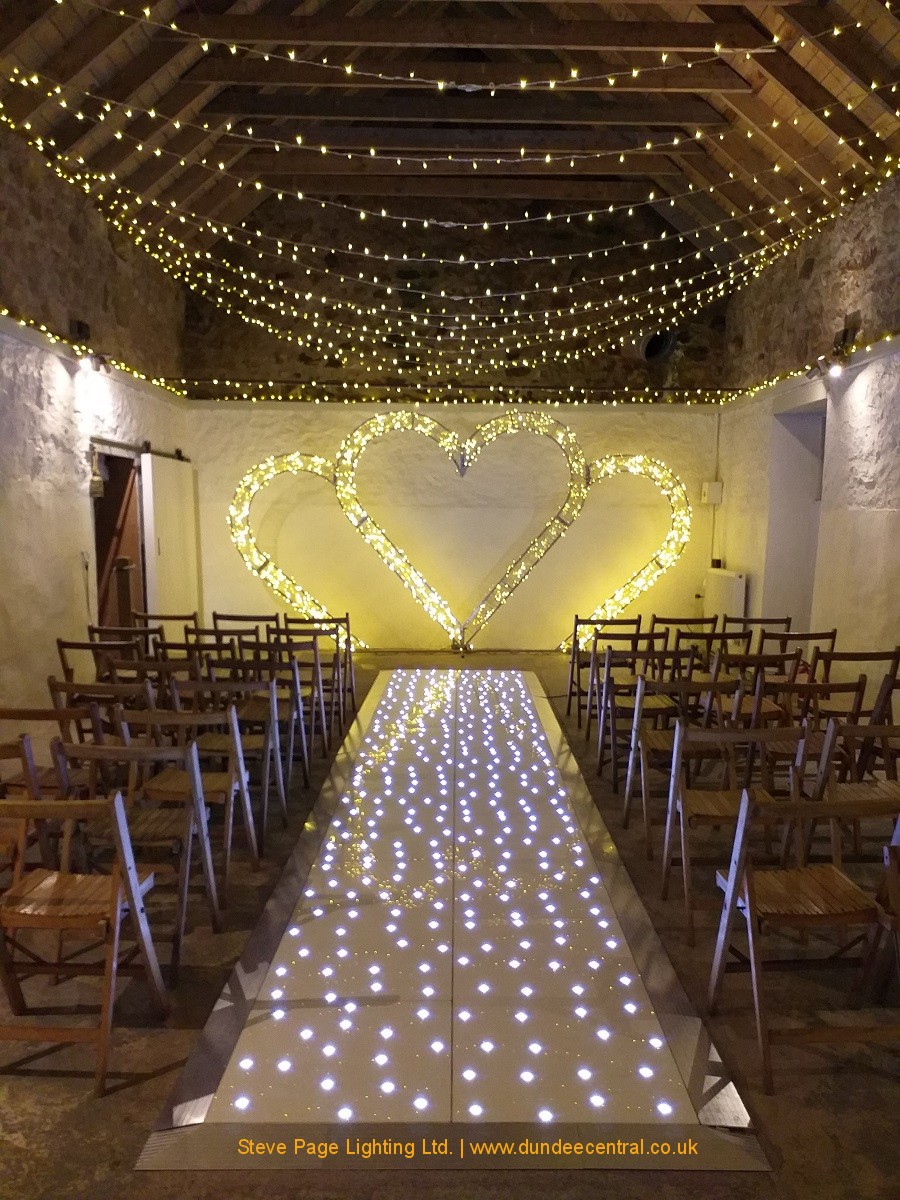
[227,411,691,647]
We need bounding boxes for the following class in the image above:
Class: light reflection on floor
[206,669,697,1127]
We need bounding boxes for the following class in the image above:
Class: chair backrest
[0,702,103,749]
[649,615,718,647]
[634,673,742,729]
[0,733,43,798]
[759,629,838,663]
[170,676,273,714]
[133,610,198,628]
[711,648,803,694]
[674,628,752,667]
[570,615,641,655]
[88,624,164,653]
[114,704,234,751]
[672,719,808,795]
[57,637,144,682]
[766,676,867,730]
[48,675,156,712]
[721,615,791,654]
[809,647,900,701]
[52,737,206,826]
[213,612,282,634]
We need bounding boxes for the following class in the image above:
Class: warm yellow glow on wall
[227,413,691,647]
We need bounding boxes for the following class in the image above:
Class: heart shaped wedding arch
[227,411,692,648]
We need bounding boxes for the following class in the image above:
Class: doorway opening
[91,450,146,626]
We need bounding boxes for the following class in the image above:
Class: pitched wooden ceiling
[1,0,898,396]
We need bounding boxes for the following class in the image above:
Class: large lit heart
[227,411,691,647]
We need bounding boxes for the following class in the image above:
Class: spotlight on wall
[89,447,106,499]
[79,353,111,374]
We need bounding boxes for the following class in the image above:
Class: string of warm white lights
[2,300,894,408]
[100,185,885,371]
[39,0,895,98]
[40,82,893,235]
[92,155,880,313]
[125,204,871,343]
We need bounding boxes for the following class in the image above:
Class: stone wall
[724,178,900,388]
[0,317,188,712]
[0,127,184,378]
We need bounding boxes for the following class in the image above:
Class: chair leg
[171,827,192,987]
[639,746,655,861]
[745,909,773,1093]
[679,808,696,946]
[0,927,27,1015]
[596,698,608,776]
[235,767,260,870]
[609,707,620,794]
[622,737,638,829]
[95,901,122,1096]
[660,795,677,901]
[850,922,885,1008]
[194,807,222,934]
[269,725,288,827]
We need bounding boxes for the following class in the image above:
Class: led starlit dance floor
[140,670,766,1172]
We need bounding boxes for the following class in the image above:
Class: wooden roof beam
[1,1,170,128]
[173,15,773,53]
[781,2,900,119]
[249,176,656,201]
[699,7,886,171]
[0,0,57,59]
[201,92,730,126]
[234,148,684,177]
[217,125,708,155]
[184,55,753,93]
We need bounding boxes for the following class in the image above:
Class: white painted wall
[188,403,718,649]
[0,319,189,710]
[717,348,900,649]
[811,354,900,649]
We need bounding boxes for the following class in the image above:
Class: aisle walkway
[142,669,763,1171]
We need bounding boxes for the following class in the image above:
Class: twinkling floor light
[227,415,690,647]
[207,670,695,1126]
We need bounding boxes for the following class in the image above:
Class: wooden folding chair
[53,738,222,983]
[592,640,676,784]
[0,737,50,882]
[707,786,900,1092]
[585,630,667,739]
[809,647,900,720]
[565,616,641,729]
[115,706,259,895]
[57,638,143,683]
[0,704,103,798]
[0,788,169,1094]
[172,676,287,849]
[88,625,164,657]
[212,612,282,637]
[649,614,718,648]
[105,655,203,707]
[623,675,742,859]
[133,610,199,645]
[673,628,751,673]
[661,722,807,944]
[281,616,357,728]
[710,648,803,725]
[759,628,838,671]
[721,615,792,655]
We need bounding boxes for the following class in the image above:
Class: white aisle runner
[207,669,694,1127]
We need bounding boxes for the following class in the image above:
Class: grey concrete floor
[1,651,898,1200]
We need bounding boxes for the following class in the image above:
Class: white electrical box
[701,480,724,505]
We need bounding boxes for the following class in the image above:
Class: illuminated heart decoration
[227,411,691,647]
